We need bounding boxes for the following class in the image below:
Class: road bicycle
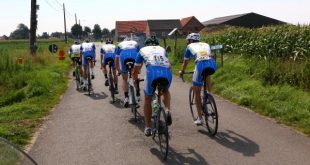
[150,78,170,160]
[73,57,82,90]
[180,71,218,136]
[85,57,93,96]
[106,58,117,103]
[124,60,140,121]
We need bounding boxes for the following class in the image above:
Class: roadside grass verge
[169,54,310,136]
[0,41,71,148]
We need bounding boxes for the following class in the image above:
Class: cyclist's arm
[181,48,191,72]
[115,47,121,73]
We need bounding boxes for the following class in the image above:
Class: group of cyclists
[68,33,217,137]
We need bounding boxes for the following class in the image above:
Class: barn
[202,12,286,28]
[146,19,182,37]
[180,16,205,34]
[201,12,286,32]
[115,20,147,40]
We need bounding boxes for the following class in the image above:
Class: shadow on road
[86,92,108,100]
[150,147,209,165]
[199,129,260,156]
[128,111,145,132]
[110,98,124,109]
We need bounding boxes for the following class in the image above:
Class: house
[146,19,182,37]
[115,20,147,40]
[0,35,9,40]
[203,12,286,28]
[180,16,205,34]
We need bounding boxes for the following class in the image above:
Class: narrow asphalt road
[29,43,310,165]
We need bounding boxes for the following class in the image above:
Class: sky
[0,0,309,36]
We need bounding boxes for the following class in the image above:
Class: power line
[43,0,62,12]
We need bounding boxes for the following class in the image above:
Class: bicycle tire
[189,87,199,121]
[108,73,115,103]
[129,85,137,121]
[157,107,169,160]
[204,93,218,136]
[75,64,80,90]
[87,60,91,96]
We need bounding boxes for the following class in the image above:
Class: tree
[110,29,115,38]
[40,32,49,39]
[92,24,102,40]
[71,24,83,39]
[10,23,30,39]
[102,28,110,38]
[51,32,63,38]
[83,26,91,37]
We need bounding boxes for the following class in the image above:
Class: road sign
[211,44,223,50]
[49,44,58,53]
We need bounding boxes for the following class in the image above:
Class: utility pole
[30,0,38,55]
[75,13,77,24]
[63,3,68,43]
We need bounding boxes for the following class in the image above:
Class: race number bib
[147,54,170,67]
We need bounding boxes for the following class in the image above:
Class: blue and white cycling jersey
[69,44,81,58]
[135,46,172,96]
[184,42,216,87]
[100,44,116,67]
[81,42,96,66]
[116,40,140,73]
[184,42,212,62]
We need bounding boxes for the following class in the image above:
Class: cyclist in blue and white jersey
[100,38,118,93]
[80,39,96,89]
[68,41,82,77]
[133,36,172,137]
[179,33,217,125]
[115,37,140,107]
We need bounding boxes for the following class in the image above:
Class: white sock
[91,68,94,75]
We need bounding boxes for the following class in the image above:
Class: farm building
[146,19,182,37]
[115,16,204,40]
[202,12,286,28]
[115,20,147,40]
[180,16,205,34]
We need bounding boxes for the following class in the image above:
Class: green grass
[0,40,71,148]
[169,52,310,136]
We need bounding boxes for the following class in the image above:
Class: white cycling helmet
[186,33,200,42]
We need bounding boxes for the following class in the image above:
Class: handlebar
[179,71,194,82]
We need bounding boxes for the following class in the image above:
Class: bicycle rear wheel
[129,85,137,121]
[157,107,169,160]
[87,61,92,96]
[75,65,80,90]
[189,87,199,121]
[204,93,218,136]
[108,73,115,102]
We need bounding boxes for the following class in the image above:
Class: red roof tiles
[116,21,147,33]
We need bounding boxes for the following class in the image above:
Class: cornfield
[205,25,310,61]
[194,25,310,90]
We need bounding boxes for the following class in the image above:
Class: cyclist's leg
[112,68,118,90]
[122,73,129,96]
[192,63,204,120]
[90,55,95,78]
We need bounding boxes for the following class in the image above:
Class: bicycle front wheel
[157,107,169,160]
[204,93,218,136]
